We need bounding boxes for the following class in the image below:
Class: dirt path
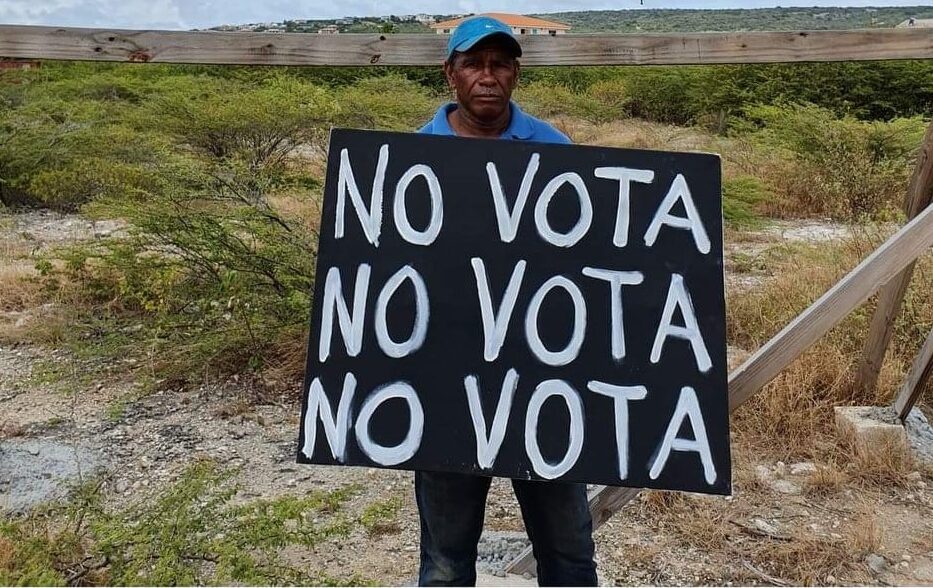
[2,211,932,586]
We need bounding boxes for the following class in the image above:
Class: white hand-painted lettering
[593,167,655,247]
[355,382,424,466]
[318,264,371,363]
[464,369,519,469]
[485,153,540,243]
[393,164,444,246]
[644,173,711,254]
[587,381,647,480]
[524,379,584,479]
[335,145,388,246]
[581,267,644,361]
[374,265,430,358]
[649,386,717,485]
[472,258,527,362]
[525,276,587,366]
[533,172,593,247]
[650,273,712,372]
[302,373,356,462]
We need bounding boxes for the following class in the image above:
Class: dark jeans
[415,471,597,586]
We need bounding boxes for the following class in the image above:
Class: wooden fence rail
[1,25,932,66]
[895,327,933,421]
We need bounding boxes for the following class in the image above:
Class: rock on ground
[0,438,103,512]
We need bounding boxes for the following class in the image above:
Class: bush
[53,160,320,383]
[617,67,703,125]
[150,75,340,168]
[722,175,768,226]
[520,61,933,129]
[334,75,439,130]
[742,104,926,219]
[514,81,611,122]
[0,91,172,209]
[0,462,371,585]
[585,78,629,120]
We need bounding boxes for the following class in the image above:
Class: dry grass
[677,506,730,551]
[732,344,854,459]
[263,323,311,385]
[0,233,43,314]
[847,436,916,488]
[212,398,253,419]
[749,534,852,586]
[637,492,732,552]
[0,262,41,312]
[804,463,848,496]
[560,118,717,154]
[0,536,14,577]
[0,421,25,440]
[639,490,689,515]
[728,228,933,461]
[615,542,661,569]
[847,507,883,556]
[267,191,323,235]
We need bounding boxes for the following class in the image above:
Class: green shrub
[334,74,439,130]
[0,462,368,585]
[743,104,926,219]
[618,67,703,125]
[722,175,769,227]
[53,163,319,382]
[514,81,609,122]
[585,78,629,120]
[150,75,339,168]
[0,93,171,209]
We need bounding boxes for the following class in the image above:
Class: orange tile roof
[431,13,570,31]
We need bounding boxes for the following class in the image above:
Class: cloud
[0,0,185,28]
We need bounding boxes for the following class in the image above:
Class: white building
[430,13,570,36]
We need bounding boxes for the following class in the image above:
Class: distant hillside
[534,6,933,33]
[210,6,933,34]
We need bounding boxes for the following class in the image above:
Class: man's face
[444,39,520,123]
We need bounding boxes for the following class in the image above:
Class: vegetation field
[0,49,932,586]
[541,6,933,32]
[220,6,933,34]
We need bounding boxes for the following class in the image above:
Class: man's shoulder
[529,118,572,144]
[520,110,572,144]
[419,103,454,136]
[416,102,572,143]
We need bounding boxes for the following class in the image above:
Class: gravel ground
[3,211,933,586]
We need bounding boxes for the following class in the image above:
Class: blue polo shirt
[418,101,571,144]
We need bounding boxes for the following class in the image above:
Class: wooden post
[506,203,933,577]
[894,327,933,421]
[855,122,933,394]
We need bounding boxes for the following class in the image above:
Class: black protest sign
[297,129,731,495]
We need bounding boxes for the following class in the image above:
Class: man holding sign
[297,14,730,588]
[415,16,597,588]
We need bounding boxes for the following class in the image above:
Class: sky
[0,0,926,30]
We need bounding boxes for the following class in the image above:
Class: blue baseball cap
[447,16,523,61]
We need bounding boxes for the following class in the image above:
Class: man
[416,16,597,587]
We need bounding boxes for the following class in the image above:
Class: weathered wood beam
[507,204,933,576]
[0,25,931,66]
[855,122,933,394]
[894,327,933,421]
